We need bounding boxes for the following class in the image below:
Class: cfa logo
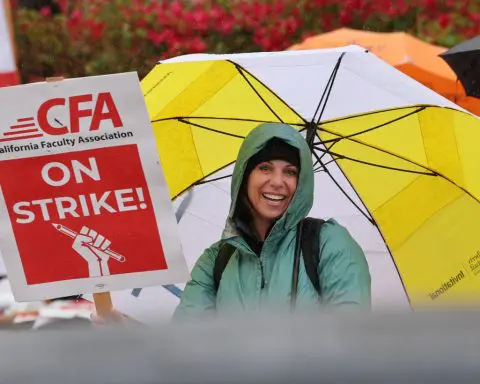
[37,92,123,135]
[3,92,124,143]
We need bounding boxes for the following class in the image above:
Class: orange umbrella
[289,28,480,116]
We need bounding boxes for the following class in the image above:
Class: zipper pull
[259,258,265,289]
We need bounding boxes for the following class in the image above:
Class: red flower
[339,9,353,25]
[252,1,269,20]
[438,14,451,29]
[186,8,209,32]
[169,0,184,18]
[187,37,207,53]
[134,18,148,29]
[321,13,334,30]
[70,9,82,23]
[39,6,51,17]
[90,22,105,40]
[469,13,480,23]
[217,15,236,34]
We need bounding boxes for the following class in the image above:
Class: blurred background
[1,0,480,118]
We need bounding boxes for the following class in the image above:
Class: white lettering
[41,162,70,187]
[90,191,115,214]
[72,157,100,184]
[55,197,80,219]
[13,202,35,224]
[12,188,147,224]
[115,189,137,212]
[78,194,90,216]
[31,199,54,221]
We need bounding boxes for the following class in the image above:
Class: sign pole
[93,292,114,318]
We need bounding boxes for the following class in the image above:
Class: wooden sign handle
[93,292,114,318]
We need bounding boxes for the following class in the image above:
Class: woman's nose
[268,170,284,186]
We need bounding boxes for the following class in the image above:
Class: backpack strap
[213,242,236,293]
[300,217,325,298]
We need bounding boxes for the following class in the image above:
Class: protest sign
[0,72,190,302]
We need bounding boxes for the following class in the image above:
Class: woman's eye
[258,164,271,172]
[285,169,298,177]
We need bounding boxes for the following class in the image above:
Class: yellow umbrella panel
[318,106,480,307]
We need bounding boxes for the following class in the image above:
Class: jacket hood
[222,123,314,240]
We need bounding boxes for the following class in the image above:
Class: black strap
[213,243,236,292]
[300,217,325,298]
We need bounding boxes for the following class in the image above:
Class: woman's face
[246,159,299,224]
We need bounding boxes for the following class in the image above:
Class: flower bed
[10,0,480,82]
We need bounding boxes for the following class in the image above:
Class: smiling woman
[172,122,372,319]
[242,138,300,241]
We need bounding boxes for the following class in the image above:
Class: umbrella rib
[320,106,427,144]
[152,116,305,126]
[232,64,284,123]
[318,148,435,176]
[317,106,426,164]
[318,126,438,174]
[228,60,308,125]
[318,129,480,206]
[172,160,237,200]
[178,118,246,139]
[306,53,345,149]
[319,104,443,126]
[310,149,375,224]
[312,52,345,126]
[196,174,232,185]
[314,157,338,172]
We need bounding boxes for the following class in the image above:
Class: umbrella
[106,46,480,324]
[289,28,480,116]
[440,36,480,98]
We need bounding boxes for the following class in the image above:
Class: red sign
[0,144,167,284]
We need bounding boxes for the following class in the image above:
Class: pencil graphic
[52,223,126,262]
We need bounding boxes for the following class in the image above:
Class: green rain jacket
[173,123,371,319]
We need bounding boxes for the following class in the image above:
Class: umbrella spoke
[314,136,480,207]
[152,116,305,126]
[317,126,438,175]
[320,106,427,144]
[319,104,436,125]
[177,118,246,139]
[310,149,376,224]
[172,161,236,200]
[312,53,346,126]
[230,60,307,125]
[234,64,284,123]
[195,173,233,185]
[318,148,436,176]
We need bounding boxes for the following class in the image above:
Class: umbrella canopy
[440,36,480,98]
[107,46,480,324]
[289,28,480,116]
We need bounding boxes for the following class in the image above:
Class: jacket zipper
[259,257,265,289]
[230,239,266,289]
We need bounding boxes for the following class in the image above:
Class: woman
[173,122,371,319]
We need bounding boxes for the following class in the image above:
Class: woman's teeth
[262,193,286,201]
